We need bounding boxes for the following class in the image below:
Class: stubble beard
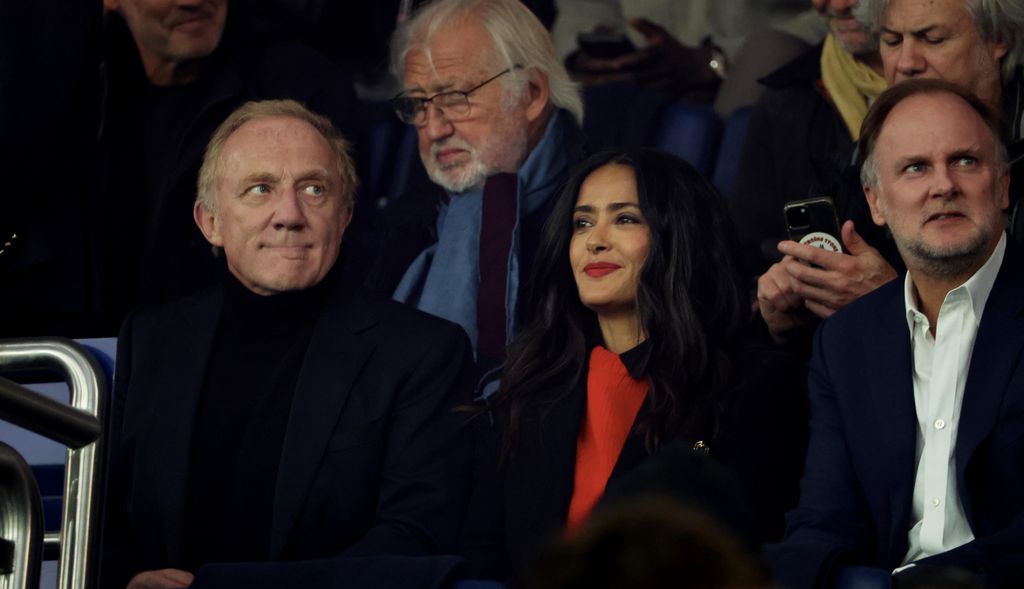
[896,221,994,279]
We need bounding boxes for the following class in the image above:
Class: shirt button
[932,497,942,507]
[934,419,946,430]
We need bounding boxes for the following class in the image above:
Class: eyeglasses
[392,65,523,126]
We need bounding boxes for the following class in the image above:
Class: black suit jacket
[99,279,476,588]
[767,240,1024,588]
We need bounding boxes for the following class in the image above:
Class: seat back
[711,106,753,201]
[654,102,723,178]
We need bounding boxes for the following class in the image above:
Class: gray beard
[897,233,990,279]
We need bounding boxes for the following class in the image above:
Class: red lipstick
[584,262,621,277]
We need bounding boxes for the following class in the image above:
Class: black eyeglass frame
[392,64,524,125]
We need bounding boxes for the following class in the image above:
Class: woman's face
[569,163,651,316]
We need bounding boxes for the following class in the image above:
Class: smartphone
[577,32,636,59]
[783,197,843,254]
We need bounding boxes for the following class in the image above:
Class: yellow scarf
[820,33,886,140]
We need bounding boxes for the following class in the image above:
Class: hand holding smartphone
[783,197,844,254]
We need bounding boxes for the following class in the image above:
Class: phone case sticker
[799,231,842,253]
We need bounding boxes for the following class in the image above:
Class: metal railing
[0,442,42,589]
[0,339,107,589]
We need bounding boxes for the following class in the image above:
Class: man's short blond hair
[197,99,358,212]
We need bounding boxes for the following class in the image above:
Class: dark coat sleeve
[764,323,876,589]
[712,347,810,546]
[342,322,477,556]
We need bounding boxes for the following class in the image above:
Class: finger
[165,570,194,584]
[782,257,837,290]
[627,17,669,42]
[758,265,804,310]
[793,280,850,310]
[155,569,194,587]
[128,570,192,589]
[779,239,845,269]
[572,53,625,74]
[805,298,837,319]
[608,48,654,70]
[841,220,869,255]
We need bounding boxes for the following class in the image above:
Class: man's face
[820,0,874,56]
[879,0,1007,103]
[194,116,352,295]
[864,92,1008,276]
[402,20,533,194]
[106,0,227,76]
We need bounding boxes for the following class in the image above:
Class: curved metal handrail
[0,338,106,589]
[0,442,43,589]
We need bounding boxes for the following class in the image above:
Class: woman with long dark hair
[466,148,807,578]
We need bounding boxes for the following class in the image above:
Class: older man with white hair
[386,0,585,369]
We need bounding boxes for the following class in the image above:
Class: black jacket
[731,44,899,280]
[100,273,476,588]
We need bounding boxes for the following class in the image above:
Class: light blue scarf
[394,110,574,354]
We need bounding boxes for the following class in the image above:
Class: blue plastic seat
[653,101,723,178]
[711,105,752,201]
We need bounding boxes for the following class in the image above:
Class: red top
[566,345,649,531]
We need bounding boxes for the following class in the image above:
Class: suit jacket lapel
[270,287,376,559]
[864,286,917,562]
[956,245,1024,524]
[153,290,221,563]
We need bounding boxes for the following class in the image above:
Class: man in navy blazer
[99,99,475,589]
[767,79,1024,588]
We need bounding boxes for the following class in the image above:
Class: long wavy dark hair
[492,148,749,454]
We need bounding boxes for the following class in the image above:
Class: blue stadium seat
[711,106,753,201]
[653,101,723,178]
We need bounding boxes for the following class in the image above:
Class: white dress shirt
[900,233,1006,566]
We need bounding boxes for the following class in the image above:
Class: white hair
[856,0,1024,79]
[390,0,583,126]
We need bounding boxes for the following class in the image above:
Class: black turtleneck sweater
[184,273,328,569]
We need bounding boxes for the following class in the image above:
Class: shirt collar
[904,232,1007,332]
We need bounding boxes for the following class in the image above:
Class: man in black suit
[768,80,1024,587]
[100,99,475,589]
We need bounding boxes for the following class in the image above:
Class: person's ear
[524,68,550,124]
[194,200,224,247]
[864,185,887,227]
[988,40,1009,64]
